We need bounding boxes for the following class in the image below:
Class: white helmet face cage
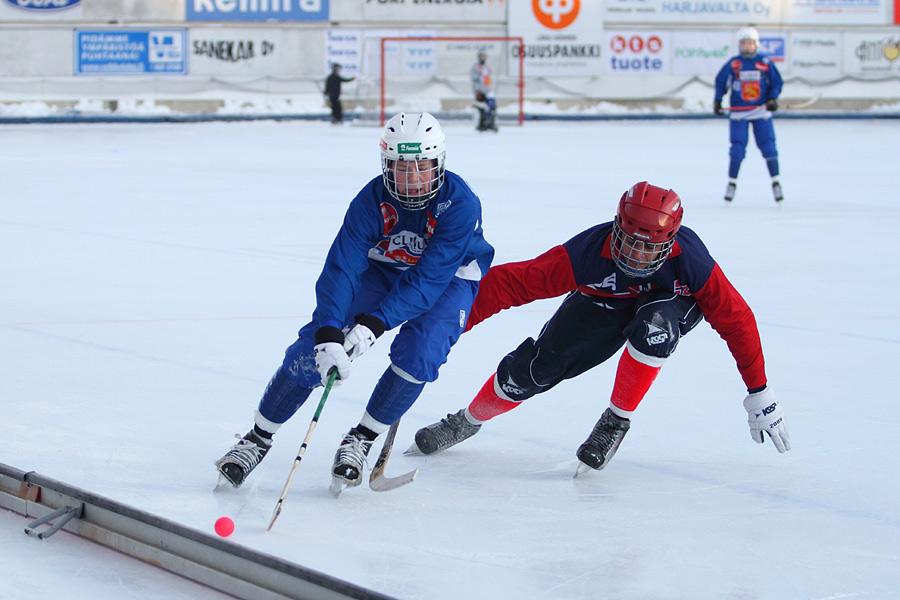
[380,112,447,210]
[737,27,759,55]
[610,220,674,278]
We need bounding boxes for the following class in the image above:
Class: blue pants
[729,118,779,179]
[259,263,478,426]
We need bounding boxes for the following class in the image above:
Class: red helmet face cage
[611,182,684,278]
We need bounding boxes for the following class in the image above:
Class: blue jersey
[315,170,494,331]
[714,52,783,121]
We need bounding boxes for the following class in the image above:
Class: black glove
[765,98,778,112]
[713,99,724,116]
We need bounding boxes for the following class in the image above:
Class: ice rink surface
[2,117,899,599]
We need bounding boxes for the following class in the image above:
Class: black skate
[330,428,373,497]
[724,180,737,202]
[772,181,784,202]
[574,408,630,478]
[215,430,272,488]
[412,409,482,455]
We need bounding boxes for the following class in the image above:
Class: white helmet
[380,112,447,210]
[737,27,759,44]
[737,27,759,56]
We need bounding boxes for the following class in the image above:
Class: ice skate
[772,180,784,202]
[412,409,482,455]
[215,430,272,488]
[724,179,737,202]
[330,428,373,497]
[574,408,631,478]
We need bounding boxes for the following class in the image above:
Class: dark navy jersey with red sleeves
[467,221,766,390]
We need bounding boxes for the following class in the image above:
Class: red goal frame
[379,36,525,127]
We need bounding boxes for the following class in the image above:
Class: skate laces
[336,433,372,471]
[221,433,269,471]
[586,411,629,452]
[434,410,479,445]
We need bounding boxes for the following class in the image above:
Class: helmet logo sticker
[398,142,422,154]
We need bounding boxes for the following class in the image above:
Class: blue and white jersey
[315,170,494,331]
[714,53,783,121]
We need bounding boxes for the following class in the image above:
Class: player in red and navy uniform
[413,182,790,476]
[713,27,784,203]
[216,112,494,494]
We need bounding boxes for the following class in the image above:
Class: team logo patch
[380,202,398,236]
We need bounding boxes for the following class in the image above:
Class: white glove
[342,314,386,361]
[743,387,791,453]
[343,324,376,360]
[313,327,350,387]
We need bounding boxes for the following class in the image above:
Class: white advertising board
[508,0,605,76]
[603,0,888,25]
[189,28,284,75]
[603,29,671,75]
[788,30,842,78]
[842,30,900,75]
[670,30,733,75]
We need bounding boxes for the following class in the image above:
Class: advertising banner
[843,30,900,74]
[784,0,888,26]
[603,0,888,24]
[326,29,362,79]
[189,28,283,75]
[603,30,671,75]
[361,0,506,23]
[75,30,187,75]
[670,30,732,75]
[364,30,437,79]
[0,0,82,21]
[603,0,784,24]
[186,0,328,22]
[508,0,604,76]
[789,30,842,78]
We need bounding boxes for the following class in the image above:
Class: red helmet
[610,182,683,277]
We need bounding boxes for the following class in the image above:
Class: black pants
[495,290,703,402]
[327,94,343,123]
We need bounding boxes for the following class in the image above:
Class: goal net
[371,36,524,127]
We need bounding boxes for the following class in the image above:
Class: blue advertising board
[75,30,187,75]
[186,0,328,22]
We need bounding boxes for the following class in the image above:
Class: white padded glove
[343,324,377,360]
[743,387,791,453]
[342,314,385,361]
[313,326,350,387]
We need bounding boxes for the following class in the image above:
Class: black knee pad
[627,313,680,358]
[496,337,566,401]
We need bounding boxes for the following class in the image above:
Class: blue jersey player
[713,27,784,203]
[216,112,494,495]
[412,182,790,477]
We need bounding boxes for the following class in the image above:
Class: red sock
[468,374,520,422]
[610,344,664,417]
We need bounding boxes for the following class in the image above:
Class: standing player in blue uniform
[216,112,494,495]
[412,182,790,476]
[714,27,784,203]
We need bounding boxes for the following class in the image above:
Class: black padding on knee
[627,313,680,358]
[496,337,566,401]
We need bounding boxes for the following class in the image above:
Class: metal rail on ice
[0,462,396,600]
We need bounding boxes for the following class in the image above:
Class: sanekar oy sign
[75,30,187,75]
